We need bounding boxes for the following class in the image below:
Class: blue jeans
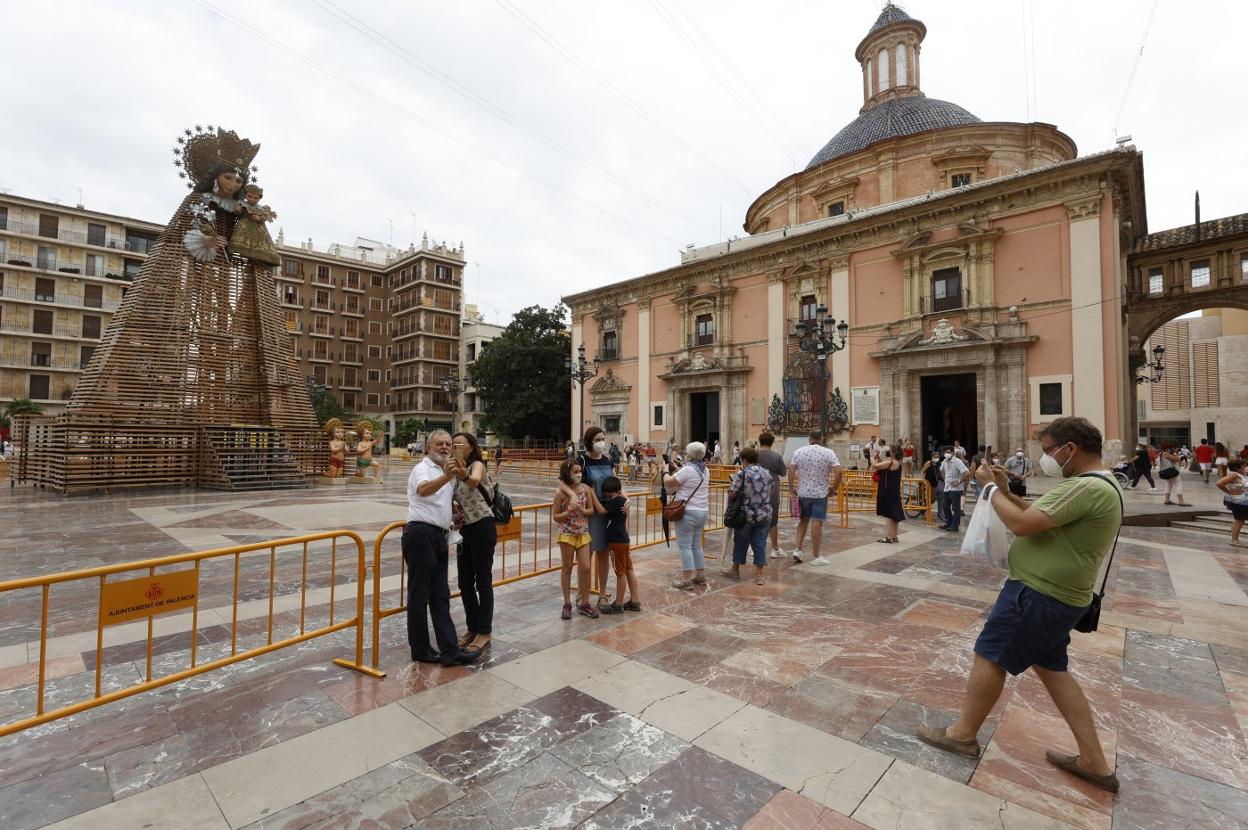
[733,521,769,566]
[675,510,707,571]
[941,490,964,528]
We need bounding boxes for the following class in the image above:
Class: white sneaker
[791,551,803,563]
[810,556,832,566]
[769,548,784,559]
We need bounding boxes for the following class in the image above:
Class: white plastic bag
[960,484,1010,569]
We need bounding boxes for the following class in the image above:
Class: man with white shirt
[940,448,971,531]
[787,431,844,565]
[405,430,477,666]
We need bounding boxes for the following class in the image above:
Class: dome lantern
[856,3,927,110]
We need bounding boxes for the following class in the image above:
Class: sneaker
[578,602,600,619]
[621,600,641,612]
[810,556,832,566]
[769,548,784,559]
[599,602,622,615]
[560,603,572,620]
[791,551,803,563]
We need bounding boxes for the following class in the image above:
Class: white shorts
[1200,462,1212,471]
[1216,457,1229,467]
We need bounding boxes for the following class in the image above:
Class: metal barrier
[836,471,934,524]
[0,530,381,738]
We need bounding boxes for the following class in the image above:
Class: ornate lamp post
[1134,344,1165,384]
[565,343,600,443]
[439,370,462,425]
[793,305,849,434]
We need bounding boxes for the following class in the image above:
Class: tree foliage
[471,304,571,440]
[0,397,44,428]
[395,418,421,446]
[307,382,355,427]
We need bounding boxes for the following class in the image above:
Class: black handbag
[723,473,748,529]
[1159,466,1179,479]
[1072,473,1124,633]
[478,477,514,525]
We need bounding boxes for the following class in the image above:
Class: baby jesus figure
[227,183,281,266]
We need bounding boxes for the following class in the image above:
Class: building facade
[458,304,506,438]
[0,190,468,445]
[564,5,1145,461]
[0,194,160,414]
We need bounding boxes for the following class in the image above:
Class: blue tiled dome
[867,4,914,36]
[805,96,981,169]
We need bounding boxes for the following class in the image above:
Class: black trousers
[1131,467,1154,488]
[402,522,458,658]
[457,517,497,635]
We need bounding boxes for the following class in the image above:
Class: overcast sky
[4,0,1243,324]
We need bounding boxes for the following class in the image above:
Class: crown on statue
[171,126,261,189]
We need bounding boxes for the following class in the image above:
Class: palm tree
[1,398,44,428]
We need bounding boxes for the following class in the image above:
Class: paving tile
[767,673,898,743]
[0,761,114,830]
[201,702,442,827]
[548,710,689,792]
[858,698,993,783]
[895,598,985,632]
[585,611,696,655]
[742,790,870,829]
[694,703,893,815]
[397,669,535,736]
[1117,685,1248,790]
[42,773,227,830]
[572,657,700,717]
[853,760,1079,829]
[1122,630,1227,705]
[237,754,463,829]
[486,638,626,696]
[1111,752,1248,830]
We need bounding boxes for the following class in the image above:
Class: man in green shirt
[916,416,1122,793]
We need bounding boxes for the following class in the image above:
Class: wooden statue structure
[10,127,321,493]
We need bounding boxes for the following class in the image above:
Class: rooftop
[1135,211,1248,253]
[806,96,981,169]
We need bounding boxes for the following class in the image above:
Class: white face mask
[1016,451,1024,458]
[944,452,952,460]
[571,474,582,484]
[1039,445,1072,478]
[593,440,607,453]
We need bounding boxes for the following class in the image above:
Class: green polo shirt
[1007,474,1122,607]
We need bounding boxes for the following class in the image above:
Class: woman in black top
[873,444,905,543]
[1130,443,1155,490]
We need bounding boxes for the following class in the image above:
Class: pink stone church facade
[564,5,1145,461]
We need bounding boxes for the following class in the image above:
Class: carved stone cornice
[1065,193,1103,221]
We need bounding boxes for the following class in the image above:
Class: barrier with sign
[0,530,379,738]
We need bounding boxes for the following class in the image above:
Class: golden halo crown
[172,125,261,189]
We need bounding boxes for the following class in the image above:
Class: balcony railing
[3,254,129,280]
[0,319,97,339]
[0,219,153,252]
[0,353,86,370]
[0,285,119,311]
[922,289,968,315]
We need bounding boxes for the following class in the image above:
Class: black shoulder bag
[477,474,514,525]
[1072,473,1124,633]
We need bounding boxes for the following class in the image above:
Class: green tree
[306,382,355,426]
[395,418,421,446]
[1,398,44,428]
[471,304,571,440]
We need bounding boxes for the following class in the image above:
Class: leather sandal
[458,631,475,648]
[465,635,491,655]
[1045,751,1120,793]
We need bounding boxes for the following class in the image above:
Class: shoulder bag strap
[1077,472,1125,595]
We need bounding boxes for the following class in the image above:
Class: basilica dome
[806,96,982,169]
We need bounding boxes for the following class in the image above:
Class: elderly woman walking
[664,441,709,589]
[727,447,773,584]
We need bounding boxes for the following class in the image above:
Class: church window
[800,294,818,321]
[1148,267,1163,295]
[695,313,715,346]
[1039,383,1063,416]
[931,268,962,313]
[895,43,908,85]
[1190,261,1211,288]
[602,329,618,360]
[866,57,873,94]
[877,48,890,90]
[827,201,845,217]
[951,172,972,188]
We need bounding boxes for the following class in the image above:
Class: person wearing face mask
[1004,447,1028,497]
[579,426,617,612]
[917,416,1123,794]
[939,448,970,531]
[404,430,478,667]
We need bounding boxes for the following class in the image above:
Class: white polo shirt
[408,456,454,528]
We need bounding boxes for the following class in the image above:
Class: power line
[665,0,809,158]
[307,0,717,233]
[493,0,754,194]
[647,0,799,166]
[1113,0,1162,137]
[186,0,690,248]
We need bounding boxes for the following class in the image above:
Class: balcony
[0,352,86,371]
[0,319,99,339]
[0,285,119,312]
[921,289,968,315]
[0,219,145,252]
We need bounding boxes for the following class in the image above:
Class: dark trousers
[941,490,964,529]
[1131,467,1154,488]
[403,522,458,658]
[1008,478,1027,497]
[457,517,497,635]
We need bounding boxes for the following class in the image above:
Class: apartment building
[0,194,160,413]
[0,191,467,444]
[458,304,506,437]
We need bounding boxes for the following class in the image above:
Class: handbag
[477,477,514,525]
[1158,466,1179,479]
[1072,473,1124,633]
[723,472,748,529]
[663,469,704,522]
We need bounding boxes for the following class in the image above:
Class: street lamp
[1135,344,1165,384]
[439,370,462,422]
[565,343,600,443]
[793,305,849,434]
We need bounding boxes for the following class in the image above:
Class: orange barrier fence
[0,530,381,738]
[836,471,935,524]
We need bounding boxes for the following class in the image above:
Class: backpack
[478,476,514,525]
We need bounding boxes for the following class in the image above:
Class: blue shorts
[798,496,828,521]
[974,580,1088,675]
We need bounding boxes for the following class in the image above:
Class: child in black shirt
[598,476,640,613]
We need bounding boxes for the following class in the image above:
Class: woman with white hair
[663,441,710,589]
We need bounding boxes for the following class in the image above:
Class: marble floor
[1,468,1247,829]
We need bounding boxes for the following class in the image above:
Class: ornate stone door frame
[659,351,751,448]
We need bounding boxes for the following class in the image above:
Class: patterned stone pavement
[1,467,1247,829]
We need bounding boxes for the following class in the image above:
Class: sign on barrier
[496,516,522,543]
[645,495,662,512]
[99,569,199,627]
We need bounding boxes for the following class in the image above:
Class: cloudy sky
[4,0,1243,323]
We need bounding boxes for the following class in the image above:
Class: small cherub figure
[324,418,346,478]
[227,183,281,266]
[354,420,380,479]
